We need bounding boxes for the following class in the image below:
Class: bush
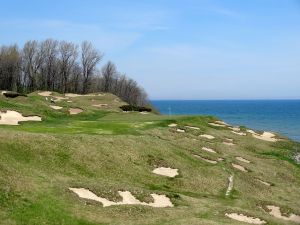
[3,91,27,98]
[120,105,152,112]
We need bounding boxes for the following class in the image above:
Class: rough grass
[0,92,299,225]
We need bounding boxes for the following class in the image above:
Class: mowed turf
[0,92,300,225]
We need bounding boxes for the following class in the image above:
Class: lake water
[151,100,300,142]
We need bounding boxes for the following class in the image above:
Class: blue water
[151,100,300,142]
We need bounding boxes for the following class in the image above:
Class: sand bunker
[229,127,241,132]
[225,213,266,224]
[252,131,277,142]
[200,134,215,139]
[69,108,83,115]
[38,91,52,97]
[69,188,173,208]
[65,93,99,97]
[223,138,235,146]
[176,128,185,133]
[194,155,217,164]
[0,110,41,125]
[225,175,234,196]
[236,157,251,163]
[208,122,226,127]
[93,104,108,107]
[232,131,247,136]
[140,112,149,115]
[202,147,217,153]
[67,100,73,103]
[168,123,177,127]
[256,179,271,186]
[185,126,200,130]
[152,167,178,177]
[266,205,300,223]
[232,163,248,172]
[50,105,63,110]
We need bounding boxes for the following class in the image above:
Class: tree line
[0,39,148,106]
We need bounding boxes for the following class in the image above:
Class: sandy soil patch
[168,123,177,127]
[38,91,52,97]
[252,131,277,142]
[93,104,108,107]
[231,131,247,136]
[217,157,224,161]
[69,188,173,208]
[50,105,63,110]
[200,134,215,139]
[0,110,41,125]
[176,128,185,133]
[225,175,234,196]
[266,205,300,223]
[69,108,83,115]
[225,213,266,224]
[236,157,251,163]
[194,155,217,164]
[185,125,200,130]
[202,147,217,153]
[152,167,179,177]
[232,163,248,172]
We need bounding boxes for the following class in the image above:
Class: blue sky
[1,0,300,99]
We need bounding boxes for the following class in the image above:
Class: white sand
[202,147,217,153]
[69,108,83,115]
[236,157,251,163]
[231,131,247,136]
[232,163,248,172]
[185,126,200,130]
[140,112,149,115]
[252,131,277,142]
[225,213,266,224]
[152,167,179,177]
[200,134,215,139]
[225,175,234,196]
[0,110,41,125]
[69,188,173,208]
[194,155,218,164]
[168,123,177,127]
[38,91,52,97]
[267,205,300,223]
[50,105,63,110]
[176,128,185,133]
[215,120,229,126]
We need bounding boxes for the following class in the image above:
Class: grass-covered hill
[0,91,299,225]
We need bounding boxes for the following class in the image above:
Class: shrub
[120,105,152,112]
[3,91,27,98]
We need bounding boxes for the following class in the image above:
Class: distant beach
[152,100,300,142]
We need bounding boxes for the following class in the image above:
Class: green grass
[0,92,299,224]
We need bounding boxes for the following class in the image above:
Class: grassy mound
[0,92,299,225]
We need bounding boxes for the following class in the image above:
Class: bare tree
[101,61,117,92]
[81,41,103,93]
[58,41,78,93]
